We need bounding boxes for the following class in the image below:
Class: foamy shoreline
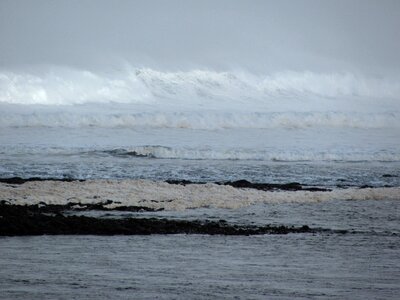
[1,178,398,211]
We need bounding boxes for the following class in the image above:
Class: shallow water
[1,199,400,299]
[1,233,399,300]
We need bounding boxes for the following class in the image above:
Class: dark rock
[0,203,318,236]
[221,180,330,192]
[0,177,85,184]
[23,201,162,214]
[224,179,253,188]
[165,179,197,186]
[360,185,373,189]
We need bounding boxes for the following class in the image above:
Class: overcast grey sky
[1,0,399,74]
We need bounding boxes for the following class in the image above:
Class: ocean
[1,67,400,299]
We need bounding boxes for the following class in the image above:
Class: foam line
[1,180,399,211]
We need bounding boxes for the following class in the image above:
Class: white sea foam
[1,180,399,211]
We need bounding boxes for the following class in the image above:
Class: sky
[0,0,400,75]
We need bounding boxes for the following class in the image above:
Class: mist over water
[1,0,400,73]
[0,0,399,179]
[1,0,399,133]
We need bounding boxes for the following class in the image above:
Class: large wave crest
[1,67,399,129]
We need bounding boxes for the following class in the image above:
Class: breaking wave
[1,67,399,105]
[1,110,399,129]
[1,67,399,129]
[104,146,400,162]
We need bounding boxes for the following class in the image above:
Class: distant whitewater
[1,66,399,181]
[1,67,399,130]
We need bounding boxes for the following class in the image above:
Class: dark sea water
[1,233,399,300]
[1,199,400,299]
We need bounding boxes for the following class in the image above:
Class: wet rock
[166,179,197,186]
[0,177,85,184]
[10,201,162,214]
[165,179,331,191]
[0,203,317,236]
[360,185,374,189]
[221,180,330,192]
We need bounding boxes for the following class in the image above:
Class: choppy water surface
[1,126,400,187]
[1,233,399,300]
[1,200,400,299]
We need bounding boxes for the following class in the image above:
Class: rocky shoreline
[0,202,329,236]
[1,177,389,236]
